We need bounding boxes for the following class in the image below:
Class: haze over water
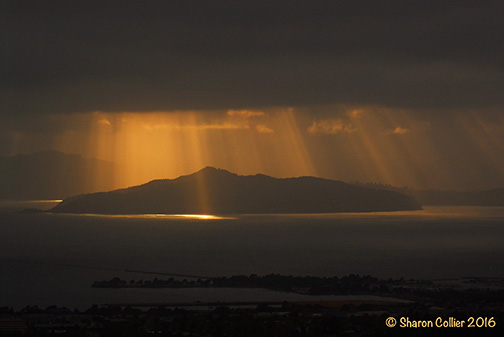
[1,206,503,309]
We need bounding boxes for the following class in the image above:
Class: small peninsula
[51,167,421,214]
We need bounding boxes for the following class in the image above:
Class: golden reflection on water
[239,206,504,220]
[63,213,237,220]
[47,206,504,221]
[171,214,235,220]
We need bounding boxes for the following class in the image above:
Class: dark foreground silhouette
[2,274,503,336]
[51,167,421,214]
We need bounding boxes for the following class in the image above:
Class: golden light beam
[273,108,317,177]
[36,106,504,194]
[348,110,398,186]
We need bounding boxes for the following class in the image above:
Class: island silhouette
[51,167,421,214]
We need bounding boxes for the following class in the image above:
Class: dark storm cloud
[2,0,503,116]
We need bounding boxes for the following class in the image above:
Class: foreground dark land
[2,275,503,336]
[2,301,502,337]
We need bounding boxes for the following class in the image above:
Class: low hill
[51,167,421,214]
[0,151,114,200]
[412,188,504,206]
[353,182,504,206]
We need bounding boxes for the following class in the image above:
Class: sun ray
[29,105,504,194]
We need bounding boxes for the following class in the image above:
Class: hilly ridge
[0,151,115,199]
[52,167,422,214]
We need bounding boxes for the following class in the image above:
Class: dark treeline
[92,273,425,295]
[92,274,504,303]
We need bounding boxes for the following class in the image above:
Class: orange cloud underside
[76,109,317,189]
[28,106,504,192]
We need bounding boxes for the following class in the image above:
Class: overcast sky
[3,0,503,115]
[2,1,503,190]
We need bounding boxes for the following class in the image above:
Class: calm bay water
[1,206,503,309]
